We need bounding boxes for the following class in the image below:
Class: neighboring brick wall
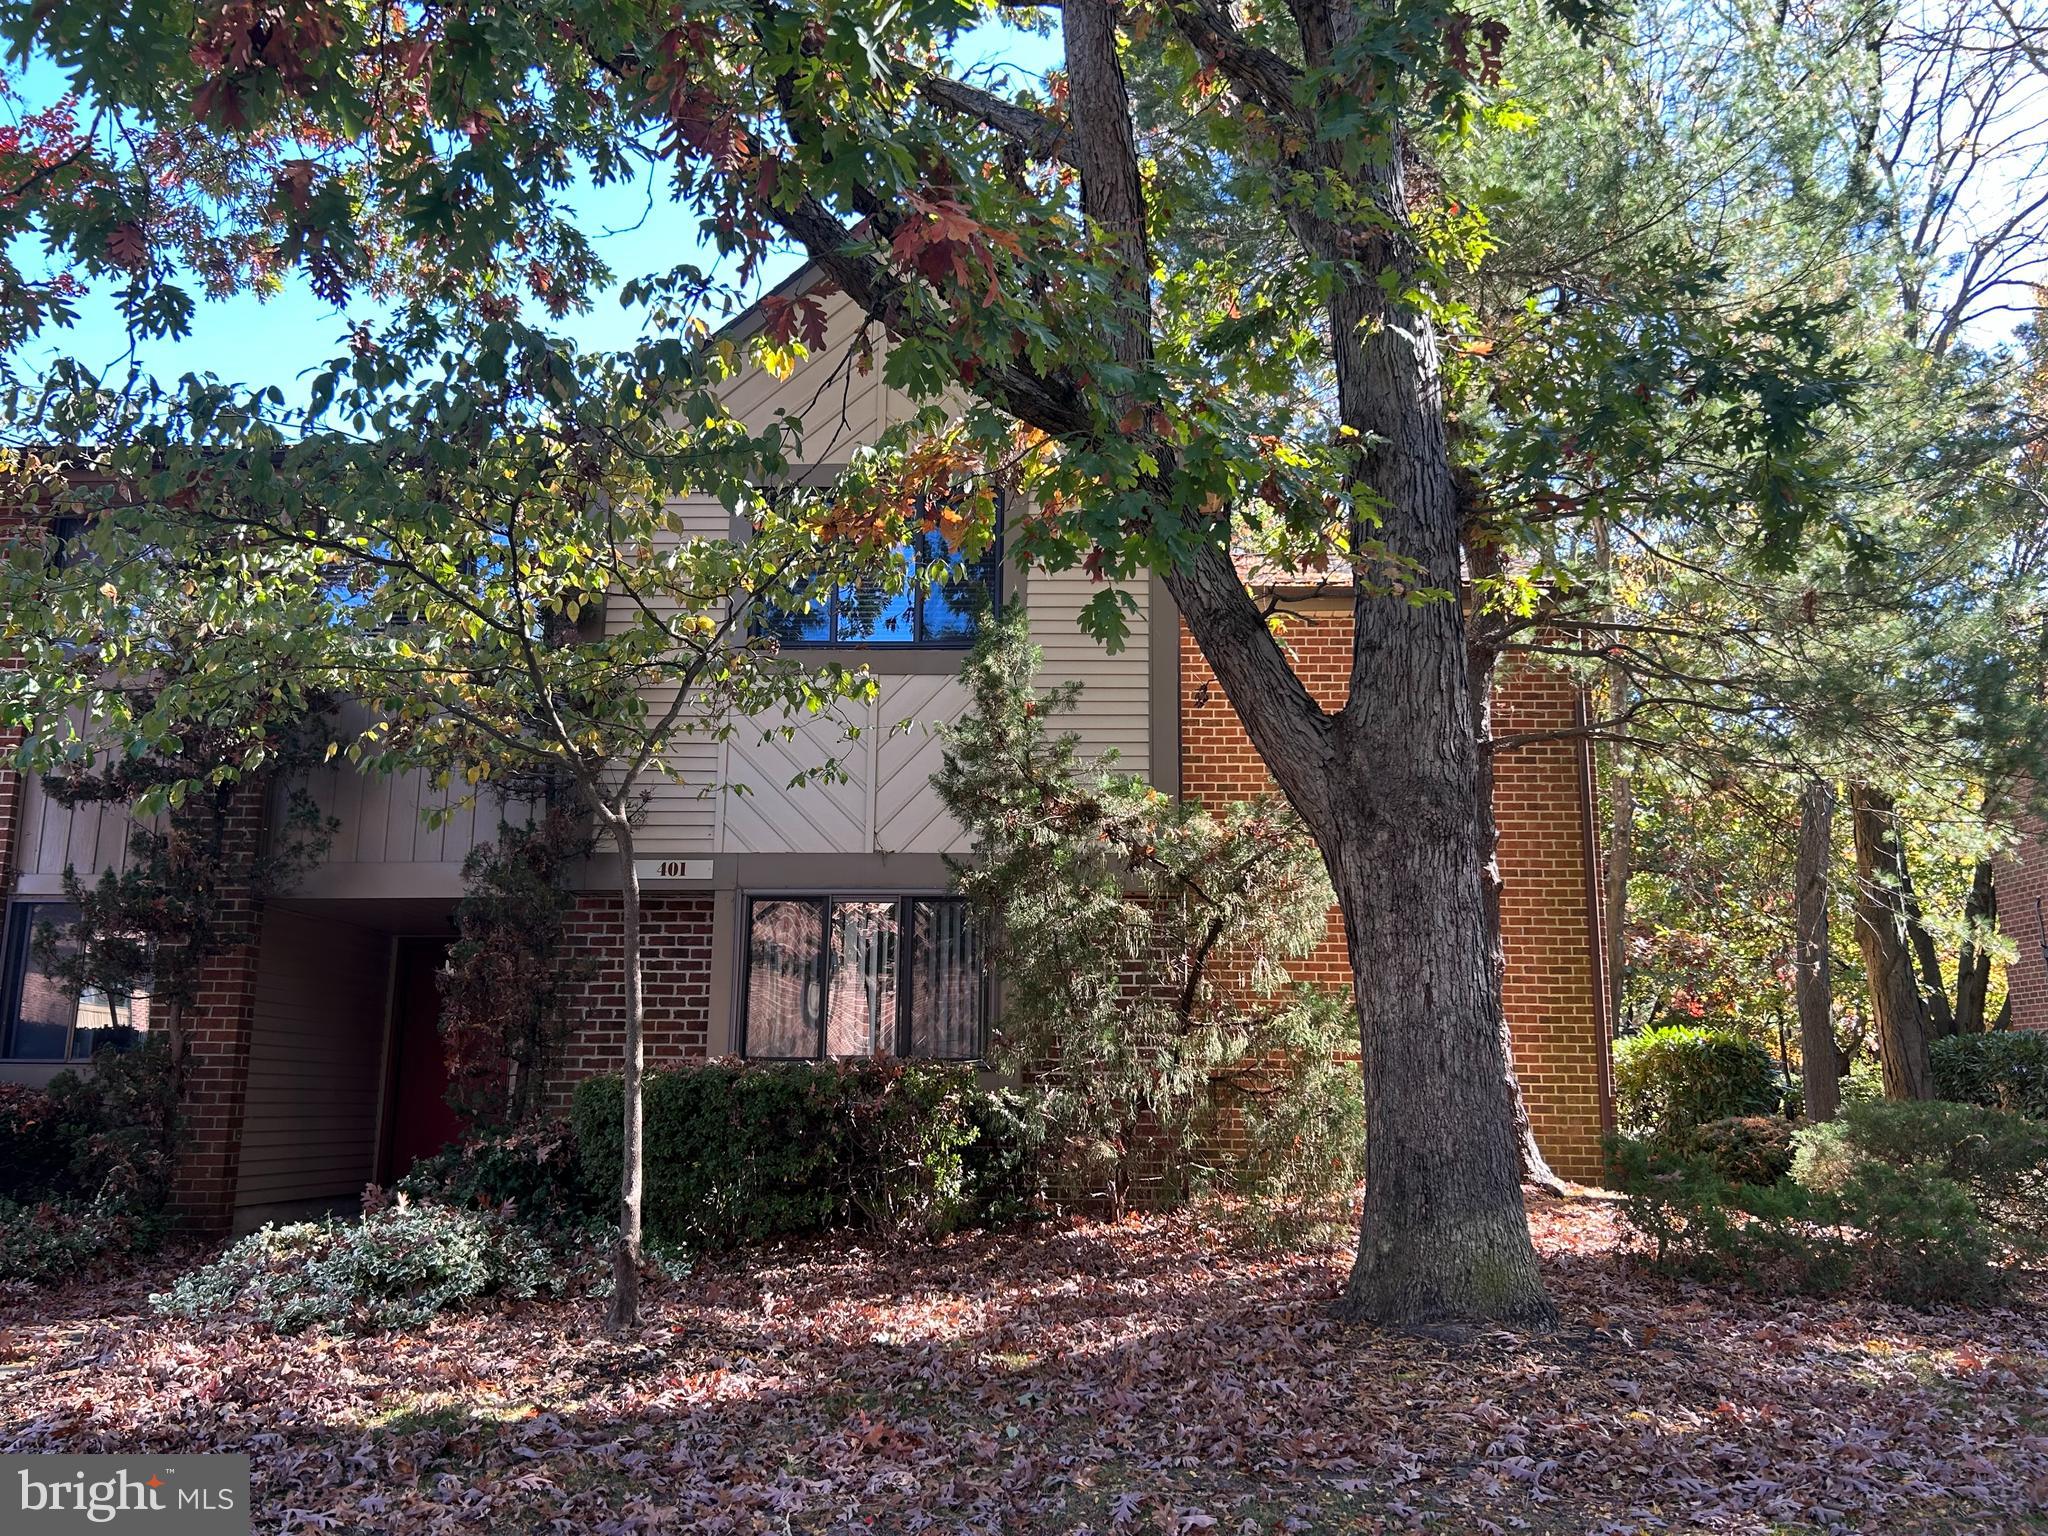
[1179,614,1611,1184]
[0,497,27,899]
[168,786,268,1233]
[1491,660,1609,1180]
[544,892,715,1111]
[1993,819,2048,1032]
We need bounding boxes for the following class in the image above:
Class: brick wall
[1179,615,1611,1183]
[543,892,716,1111]
[0,496,28,901]
[1993,818,2048,1032]
[168,785,268,1233]
[1490,660,1610,1179]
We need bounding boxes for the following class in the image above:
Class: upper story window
[767,514,1001,649]
[0,901,152,1062]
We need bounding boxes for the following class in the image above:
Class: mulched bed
[3,1197,2045,1534]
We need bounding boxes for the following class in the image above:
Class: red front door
[382,939,465,1182]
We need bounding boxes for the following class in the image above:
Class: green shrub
[1930,1031,2048,1119]
[1618,1098,2048,1306]
[1212,985,1365,1248]
[397,1121,603,1235]
[1794,1098,2048,1261]
[1613,1024,1784,1144]
[1612,1137,1855,1295]
[0,1194,169,1285]
[958,1085,1048,1228]
[152,1199,562,1334]
[0,1083,67,1201]
[0,1043,179,1283]
[1689,1115,1796,1186]
[573,1059,1043,1251]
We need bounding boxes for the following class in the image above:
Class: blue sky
[9,18,1062,407]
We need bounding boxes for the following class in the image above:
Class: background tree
[1441,0,2048,1101]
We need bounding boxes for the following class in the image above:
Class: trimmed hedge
[572,1059,1043,1250]
[1613,1024,1784,1144]
[1931,1031,2048,1119]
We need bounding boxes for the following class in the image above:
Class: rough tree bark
[1794,779,1840,1122]
[604,813,647,1333]
[1848,782,1936,1100]
[1953,857,1997,1035]
[1464,519,1570,1196]
[1067,0,1549,1326]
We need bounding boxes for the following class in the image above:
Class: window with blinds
[740,895,985,1061]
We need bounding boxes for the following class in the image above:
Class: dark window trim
[766,494,1004,651]
[737,892,986,1062]
[1,900,76,1061]
[0,901,39,1059]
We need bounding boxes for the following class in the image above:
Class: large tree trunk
[1061,0,1549,1328]
[605,815,646,1333]
[1953,857,1997,1035]
[1794,779,1840,1122]
[1463,523,1569,1196]
[1848,782,1936,1100]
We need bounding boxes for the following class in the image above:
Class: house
[0,279,1614,1232]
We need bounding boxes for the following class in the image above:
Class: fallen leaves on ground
[3,1197,2046,1534]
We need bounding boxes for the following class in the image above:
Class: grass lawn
[3,1196,2045,1534]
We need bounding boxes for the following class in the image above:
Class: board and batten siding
[232,908,390,1221]
[9,773,143,892]
[287,701,533,898]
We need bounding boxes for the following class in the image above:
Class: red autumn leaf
[105,221,148,272]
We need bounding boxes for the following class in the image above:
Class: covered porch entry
[230,902,464,1233]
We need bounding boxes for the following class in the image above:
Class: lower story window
[741,895,985,1060]
[0,901,153,1062]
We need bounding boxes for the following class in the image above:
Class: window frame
[0,899,149,1063]
[764,495,1004,651]
[737,892,987,1062]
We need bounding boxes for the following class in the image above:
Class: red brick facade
[1179,613,1612,1182]
[167,785,269,1232]
[543,892,716,1111]
[1993,819,2048,1032]
[0,496,25,906]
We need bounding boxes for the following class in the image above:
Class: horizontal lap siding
[1029,570,1151,779]
[233,910,390,1208]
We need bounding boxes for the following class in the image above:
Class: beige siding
[233,910,390,1212]
[288,702,531,897]
[722,289,905,458]
[626,676,969,858]
[1028,569,1152,777]
[873,674,972,854]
